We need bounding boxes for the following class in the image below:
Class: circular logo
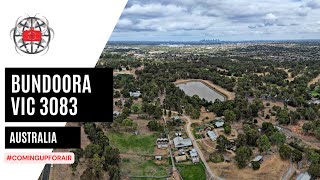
[10,15,54,55]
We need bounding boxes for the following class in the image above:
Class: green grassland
[105,130,157,154]
[121,157,169,178]
[177,163,206,180]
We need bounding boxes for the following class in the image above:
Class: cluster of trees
[233,122,286,168]
[278,140,320,178]
[209,97,264,122]
[112,116,138,132]
[306,149,320,178]
[302,120,320,139]
[76,122,121,179]
[141,102,163,119]
[147,120,164,132]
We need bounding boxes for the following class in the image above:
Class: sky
[109,0,320,41]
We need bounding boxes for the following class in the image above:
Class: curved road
[180,113,223,180]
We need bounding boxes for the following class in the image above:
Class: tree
[235,146,252,168]
[315,127,320,140]
[224,110,236,122]
[279,144,291,160]
[236,133,247,147]
[131,104,140,113]
[252,161,260,170]
[257,135,271,152]
[262,122,275,136]
[277,108,289,124]
[103,146,120,166]
[216,135,230,152]
[92,154,104,177]
[71,148,84,171]
[84,144,102,158]
[309,163,320,178]
[305,107,317,121]
[302,122,313,134]
[80,168,96,180]
[209,152,224,163]
[244,128,260,146]
[269,131,286,147]
[279,144,302,162]
[122,118,138,132]
[223,122,231,134]
[306,149,320,164]
[108,165,121,180]
[147,120,164,131]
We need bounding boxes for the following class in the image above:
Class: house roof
[113,111,120,115]
[207,131,217,140]
[173,137,192,148]
[190,149,198,157]
[215,121,224,127]
[129,91,141,97]
[172,116,180,120]
[296,172,311,180]
[253,155,263,162]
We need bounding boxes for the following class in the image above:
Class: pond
[176,81,226,102]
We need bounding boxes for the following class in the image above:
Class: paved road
[181,114,223,180]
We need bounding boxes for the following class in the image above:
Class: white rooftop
[253,155,263,162]
[173,137,192,148]
[296,172,311,180]
[207,131,217,140]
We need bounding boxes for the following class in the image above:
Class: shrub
[252,161,260,170]
[209,152,224,163]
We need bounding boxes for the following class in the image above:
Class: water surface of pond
[176,81,226,102]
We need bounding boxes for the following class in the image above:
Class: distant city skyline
[110,0,320,41]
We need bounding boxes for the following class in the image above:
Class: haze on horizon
[110,0,320,42]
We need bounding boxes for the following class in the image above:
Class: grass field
[106,130,157,154]
[311,90,320,97]
[121,157,169,178]
[177,163,206,180]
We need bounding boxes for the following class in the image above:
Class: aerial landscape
[41,0,320,179]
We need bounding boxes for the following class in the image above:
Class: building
[252,155,263,162]
[172,116,180,121]
[113,110,120,117]
[129,91,141,97]
[156,138,169,149]
[189,149,200,163]
[155,156,162,161]
[296,172,311,180]
[215,121,224,128]
[207,131,217,141]
[175,155,187,162]
[173,137,192,148]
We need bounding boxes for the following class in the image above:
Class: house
[172,116,180,121]
[207,131,217,141]
[252,155,263,162]
[296,172,311,180]
[178,149,185,155]
[189,149,200,163]
[113,110,120,117]
[156,138,169,149]
[155,155,162,161]
[175,155,187,162]
[129,91,141,97]
[215,121,224,128]
[215,117,223,121]
[173,137,192,148]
